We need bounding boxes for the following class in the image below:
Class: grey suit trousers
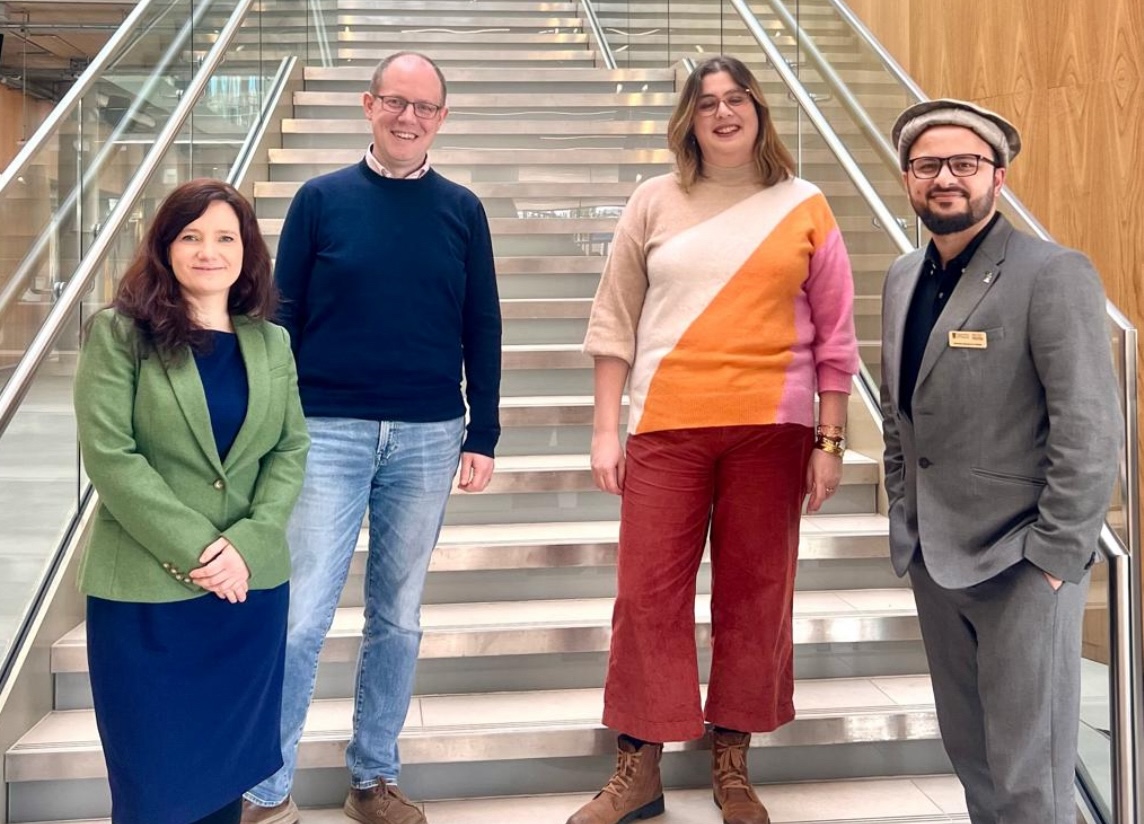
[909,555,1088,824]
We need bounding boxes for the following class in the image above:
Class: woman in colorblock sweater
[567,56,859,824]
[74,180,309,824]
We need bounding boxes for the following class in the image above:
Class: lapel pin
[983,271,994,284]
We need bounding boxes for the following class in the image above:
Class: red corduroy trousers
[601,423,813,743]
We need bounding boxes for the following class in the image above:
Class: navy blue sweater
[275,161,502,456]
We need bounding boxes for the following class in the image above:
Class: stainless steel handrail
[822,0,1134,328]
[0,0,220,324]
[307,0,333,68]
[0,0,259,438]
[797,2,1141,816]
[773,0,1139,548]
[579,0,617,70]
[1103,523,1140,824]
[760,0,903,181]
[227,56,297,188]
[726,1,912,259]
[725,0,911,423]
[0,0,164,200]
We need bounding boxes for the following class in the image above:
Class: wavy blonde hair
[667,55,795,191]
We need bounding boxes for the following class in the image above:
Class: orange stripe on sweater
[635,206,818,434]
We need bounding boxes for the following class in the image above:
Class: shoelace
[713,741,753,791]
[600,748,641,798]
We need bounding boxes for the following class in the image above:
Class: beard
[911,185,996,235]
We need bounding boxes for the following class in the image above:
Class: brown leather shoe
[344,783,427,824]
[239,797,299,824]
[566,737,666,824]
[711,730,770,824]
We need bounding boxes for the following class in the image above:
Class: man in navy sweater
[242,52,501,824]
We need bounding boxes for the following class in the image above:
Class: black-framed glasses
[695,89,754,117]
[907,154,997,179]
[371,94,443,119]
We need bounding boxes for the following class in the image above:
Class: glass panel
[0,0,309,675]
[1078,559,1114,821]
[0,355,80,665]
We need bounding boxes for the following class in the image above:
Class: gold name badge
[949,330,988,349]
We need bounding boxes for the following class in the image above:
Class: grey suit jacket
[879,214,1122,588]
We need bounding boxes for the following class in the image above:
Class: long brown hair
[667,55,796,191]
[113,178,276,358]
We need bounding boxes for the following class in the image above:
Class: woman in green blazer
[74,179,309,824]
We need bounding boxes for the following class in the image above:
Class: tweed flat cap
[892,98,1022,170]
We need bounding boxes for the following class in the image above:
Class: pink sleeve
[805,226,860,393]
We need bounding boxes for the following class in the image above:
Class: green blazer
[74,310,309,602]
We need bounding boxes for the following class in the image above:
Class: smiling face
[905,125,1006,236]
[168,200,243,307]
[691,70,760,168]
[362,54,448,178]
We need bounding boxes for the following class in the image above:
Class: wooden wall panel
[849,0,1144,663]
[840,0,911,73]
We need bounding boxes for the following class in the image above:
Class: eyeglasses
[695,90,754,117]
[907,154,997,179]
[371,94,443,119]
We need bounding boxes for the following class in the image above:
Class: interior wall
[853,0,1144,337]
[0,87,52,170]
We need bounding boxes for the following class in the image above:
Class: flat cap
[892,98,1022,170]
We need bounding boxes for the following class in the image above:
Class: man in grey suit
[880,98,1123,823]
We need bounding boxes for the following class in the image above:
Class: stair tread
[53,586,914,665]
[11,672,938,752]
[32,774,969,823]
[489,450,879,469]
[55,588,915,642]
[436,513,889,546]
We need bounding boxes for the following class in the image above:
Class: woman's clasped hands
[188,537,251,603]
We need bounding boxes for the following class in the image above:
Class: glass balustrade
[0,0,316,676]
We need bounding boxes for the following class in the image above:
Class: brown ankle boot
[566,737,666,824]
[711,730,770,824]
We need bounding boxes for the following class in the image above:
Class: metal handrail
[770,0,1139,551]
[724,0,911,424]
[579,0,617,70]
[0,0,220,324]
[0,0,260,439]
[787,1,1140,817]
[0,0,165,200]
[760,0,903,182]
[307,0,333,68]
[821,0,1134,328]
[227,56,297,188]
[1103,523,1140,824]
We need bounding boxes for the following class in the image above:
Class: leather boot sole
[617,794,666,823]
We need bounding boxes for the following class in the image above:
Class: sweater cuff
[816,365,855,395]
[462,428,498,458]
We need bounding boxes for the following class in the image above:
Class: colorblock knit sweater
[584,163,859,435]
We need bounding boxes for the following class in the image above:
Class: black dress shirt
[899,212,1000,418]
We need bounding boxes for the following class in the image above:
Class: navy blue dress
[87,331,289,824]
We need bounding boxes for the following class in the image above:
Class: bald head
[370,51,447,103]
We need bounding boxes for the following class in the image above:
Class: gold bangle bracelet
[815,439,845,456]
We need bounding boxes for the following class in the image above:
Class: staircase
[4,1,972,822]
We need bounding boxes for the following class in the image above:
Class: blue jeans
[246,416,463,805]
